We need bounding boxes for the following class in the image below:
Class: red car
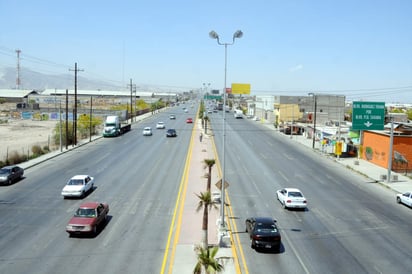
[186,118,193,123]
[66,202,109,236]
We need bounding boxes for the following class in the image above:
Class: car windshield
[74,208,96,217]
[0,169,11,175]
[256,223,277,232]
[288,192,303,197]
[68,179,84,186]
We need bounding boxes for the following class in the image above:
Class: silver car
[0,165,24,185]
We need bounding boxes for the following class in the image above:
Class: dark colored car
[0,165,24,185]
[245,217,281,251]
[66,202,109,236]
[166,129,177,137]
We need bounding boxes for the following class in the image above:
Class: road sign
[352,101,385,130]
[215,179,229,190]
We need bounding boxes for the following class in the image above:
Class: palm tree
[193,246,224,274]
[196,191,218,249]
[203,159,215,192]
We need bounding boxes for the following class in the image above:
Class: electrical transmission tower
[16,49,21,89]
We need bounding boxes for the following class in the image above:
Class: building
[362,123,412,173]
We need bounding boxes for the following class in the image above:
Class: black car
[0,165,24,185]
[245,217,281,251]
[166,129,177,137]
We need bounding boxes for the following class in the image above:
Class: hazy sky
[1,0,411,103]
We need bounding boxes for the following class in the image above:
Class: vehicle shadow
[69,215,112,239]
[284,207,309,212]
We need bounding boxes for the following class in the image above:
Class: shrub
[7,151,26,165]
[31,145,44,157]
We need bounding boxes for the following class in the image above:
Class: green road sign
[204,95,222,100]
[352,101,385,130]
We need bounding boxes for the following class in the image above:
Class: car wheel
[282,202,286,209]
[8,179,12,185]
[92,226,97,235]
[397,197,401,204]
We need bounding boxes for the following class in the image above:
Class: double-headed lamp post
[209,30,243,242]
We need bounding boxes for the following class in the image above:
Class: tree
[193,246,224,274]
[77,114,102,138]
[203,159,215,192]
[196,191,218,249]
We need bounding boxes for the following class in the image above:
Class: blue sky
[1,0,411,103]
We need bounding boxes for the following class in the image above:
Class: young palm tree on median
[193,245,224,274]
[196,191,218,249]
[203,159,215,192]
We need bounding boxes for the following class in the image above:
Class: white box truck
[103,115,131,137]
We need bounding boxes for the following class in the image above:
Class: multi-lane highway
[1,103,412,274]
[0,105,196,274]
[211,110,412,274]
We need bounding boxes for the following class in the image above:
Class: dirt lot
[0,119,58,162]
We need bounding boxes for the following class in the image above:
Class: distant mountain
[0,67,120,91]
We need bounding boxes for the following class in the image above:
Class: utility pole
[69,63,84,146]
[65,89,69,149]
[128,79,136,122]
[16,49,21,89]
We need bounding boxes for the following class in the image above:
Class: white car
[276,188,307,209]
[156,122,165,129]
[61,175,94,198]
[396,191,412,207]
[143,127,152,136]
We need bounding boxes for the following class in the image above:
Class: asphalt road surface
[210,111,412,274]
[0,106,194,274]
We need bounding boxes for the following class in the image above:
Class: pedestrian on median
[199,132,203,142]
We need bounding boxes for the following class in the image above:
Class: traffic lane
[212,117,412,273]
[0,117,192,274]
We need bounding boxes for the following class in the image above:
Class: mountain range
[0,67,120,91]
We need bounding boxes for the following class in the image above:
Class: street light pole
[209,30,242,245]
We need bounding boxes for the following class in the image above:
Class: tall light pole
[308,93,317,149]
[209,30,243,243]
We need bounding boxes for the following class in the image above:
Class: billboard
[231,83,251,95]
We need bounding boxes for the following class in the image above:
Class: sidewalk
[258,121,412,194]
